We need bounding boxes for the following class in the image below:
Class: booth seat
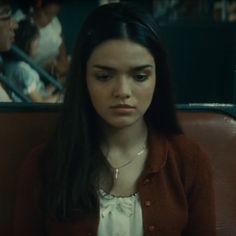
[0,103,235,235]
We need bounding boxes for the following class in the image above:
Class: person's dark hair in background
[14,2,216,235]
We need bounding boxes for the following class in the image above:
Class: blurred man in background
[0,0,18,101]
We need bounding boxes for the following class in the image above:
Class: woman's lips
[110,105,136,114]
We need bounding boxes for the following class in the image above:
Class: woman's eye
[95,74,112,81]
[134,74,148,82]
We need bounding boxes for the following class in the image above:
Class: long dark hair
[40,2,182,222]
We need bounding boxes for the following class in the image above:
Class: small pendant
[114,168,119,180]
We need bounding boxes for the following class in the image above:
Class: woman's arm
[183,147,216,236]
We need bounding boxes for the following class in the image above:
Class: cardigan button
[145,200,151,206]
[87,232,93,236]
[148,225,155,231]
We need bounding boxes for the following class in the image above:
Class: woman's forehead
[86,40,155,75]
[89,40,154,64]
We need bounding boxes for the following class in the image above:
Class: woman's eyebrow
[92,64,153,71]
[92,65,116,72]
[131,65,154,71]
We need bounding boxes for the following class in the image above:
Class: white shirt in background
[98,189,143,236]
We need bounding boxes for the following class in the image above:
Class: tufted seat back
[179,110,236,235]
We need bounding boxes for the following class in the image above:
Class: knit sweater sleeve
[183,145,216,236]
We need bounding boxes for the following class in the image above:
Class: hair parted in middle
[40,2,182,222]
[64,1,181,135]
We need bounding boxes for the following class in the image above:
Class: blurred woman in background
[3,18,63,102]
[13,0,69,81]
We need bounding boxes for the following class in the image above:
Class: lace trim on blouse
[98,189,143,236]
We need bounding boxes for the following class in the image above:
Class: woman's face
[86,39,156,129]
[34,3,60,28]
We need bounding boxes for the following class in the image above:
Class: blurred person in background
[3,18,63,103]
[13,0,69,82]
[0,0,17,102]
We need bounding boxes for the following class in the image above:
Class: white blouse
[98,189,143,236]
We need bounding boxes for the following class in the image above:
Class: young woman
[3,19,62,102]
[14,2,216,235]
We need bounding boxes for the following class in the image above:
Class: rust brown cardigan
[14,133,216,236]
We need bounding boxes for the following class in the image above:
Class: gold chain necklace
[108,144,147,180]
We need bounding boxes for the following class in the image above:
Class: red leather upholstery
[0,109,235,235]
[0,111,58,236]
[179,111,236,235]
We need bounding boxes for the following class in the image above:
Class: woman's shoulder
[152,133,206,158]
[150,133,210,173]
[165,134,212,177]
[155,134,213,195]
[167,134,208,160]
[149,132,210,172]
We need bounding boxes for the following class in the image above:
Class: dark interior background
[10,0,236,104]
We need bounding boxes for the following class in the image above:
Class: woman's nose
[112,77,131,99]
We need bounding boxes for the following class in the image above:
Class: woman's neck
[101,119,148,155]
[99,119,149,195]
